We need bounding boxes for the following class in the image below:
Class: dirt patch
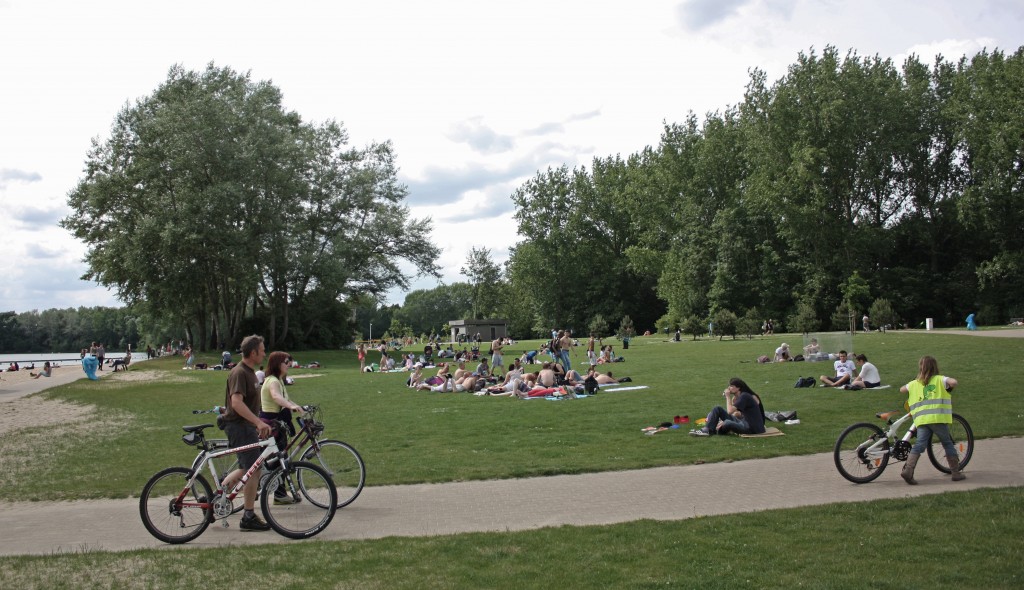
[0,397,96,437]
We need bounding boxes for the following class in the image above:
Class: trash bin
[926,318,934,331]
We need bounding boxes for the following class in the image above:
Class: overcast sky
[2,0,1022,313]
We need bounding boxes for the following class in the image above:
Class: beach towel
[599,385,649,393]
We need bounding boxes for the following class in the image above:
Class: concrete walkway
[1,436,1021,556]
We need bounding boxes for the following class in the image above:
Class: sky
[2,0,1023,313]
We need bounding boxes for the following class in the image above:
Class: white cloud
[2,0,1023,312]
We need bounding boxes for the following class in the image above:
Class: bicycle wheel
[139,467,212,544]
[301,439,366,508]
[834,422,890,483]
[260,461,337,539]
[926,413,975,473]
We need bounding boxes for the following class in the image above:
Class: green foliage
[587,314,609,338]
[616,315,635,339]
[830,301,852,332]
[787,301,821,334]
[841,271,872,315]
[712,309,737,340]
[61,63,439,351]
[868,298,897,330]
[682,315,704,340]
[737,307,762,339]
[460,247,503,320]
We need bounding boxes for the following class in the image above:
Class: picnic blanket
[739,427,784,438]
[599,385,649,393]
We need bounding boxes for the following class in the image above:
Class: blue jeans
[559,349,571,372]
[705,406,751,435]
[911,422,958,456]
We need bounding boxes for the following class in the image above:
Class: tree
[787,301,821,334]
[682,315,704,341]
[588,314,609,338]
[617,315,635,340]
[62,63,438,350]
[460,247,503,319]
[712,309,738,340]
[868,298,898,330]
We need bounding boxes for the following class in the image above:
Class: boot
[946,455,966,481]
[901,452,920,485]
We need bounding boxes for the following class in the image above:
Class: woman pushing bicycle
[898,356,965,485]
[259,350,305,502]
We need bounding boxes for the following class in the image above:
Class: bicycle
[190,404,366,508]
[139,420,337,544]
[833,410,974,484]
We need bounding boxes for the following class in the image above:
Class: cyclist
[898,356,964,484]
[259,350,305,504]
[220,335,272,531]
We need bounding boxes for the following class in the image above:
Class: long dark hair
[729,377,756,395]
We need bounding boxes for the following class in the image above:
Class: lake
[0,352,149,370]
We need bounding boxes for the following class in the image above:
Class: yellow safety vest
[906,375,953,426]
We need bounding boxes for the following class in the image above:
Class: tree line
[44,48,1024,349]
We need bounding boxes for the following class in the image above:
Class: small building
[449,318,508,343]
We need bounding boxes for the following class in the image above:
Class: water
[0,352,149,370]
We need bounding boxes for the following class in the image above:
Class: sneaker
[274,493,300,505]
[239,513,271,531]
[689,428,710,437]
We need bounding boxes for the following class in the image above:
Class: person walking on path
[219,334,273,531]
[899,356,964,484]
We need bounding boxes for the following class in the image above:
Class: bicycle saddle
[182,424,215,433]
[875,411,901,421]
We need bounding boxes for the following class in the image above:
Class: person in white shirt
[851,354,881,389]
[820,350,856,387]
[773,343,792,362]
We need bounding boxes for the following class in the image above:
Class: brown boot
[901,452,920,485]
[946,455,966,481]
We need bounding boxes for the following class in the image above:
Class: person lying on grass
[689,377,766,437]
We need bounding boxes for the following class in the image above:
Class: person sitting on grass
[407,363,425,388]
[849,354,881,389]
[689,378,766,437]
[30,361,52,379]
[774,343,792,362]
[820,350,856,387]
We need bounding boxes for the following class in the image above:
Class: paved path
[2,437,1021,556]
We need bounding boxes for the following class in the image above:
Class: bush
[713,309,738,340]
[831,301,852,332]
[868,298,898,330]
[682,315,704,340]
[737,307,762,339]
[588,314,609,338]
[788,301,821,334]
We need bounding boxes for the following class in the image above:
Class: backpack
[584,374,599,394]
[793,376,816,388]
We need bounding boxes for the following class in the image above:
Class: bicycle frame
[191,408,324,473]
[857,412,915,464]
[176,432,283,521]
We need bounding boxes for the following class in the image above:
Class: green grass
[1,487,1021,589]
[3,331,1022,501]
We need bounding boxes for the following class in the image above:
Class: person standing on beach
[96,343,106,371]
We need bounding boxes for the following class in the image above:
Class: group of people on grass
[406,355,627,397]
[690,355,965,487]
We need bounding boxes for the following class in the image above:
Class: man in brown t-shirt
[220,334,271,531]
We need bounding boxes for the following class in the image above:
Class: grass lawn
[3,330,1022,501]
[0,487,1021,589]
[1,330,1021,587]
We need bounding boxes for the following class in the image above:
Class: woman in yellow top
[259,351,306,503]
[898,356,964,484]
